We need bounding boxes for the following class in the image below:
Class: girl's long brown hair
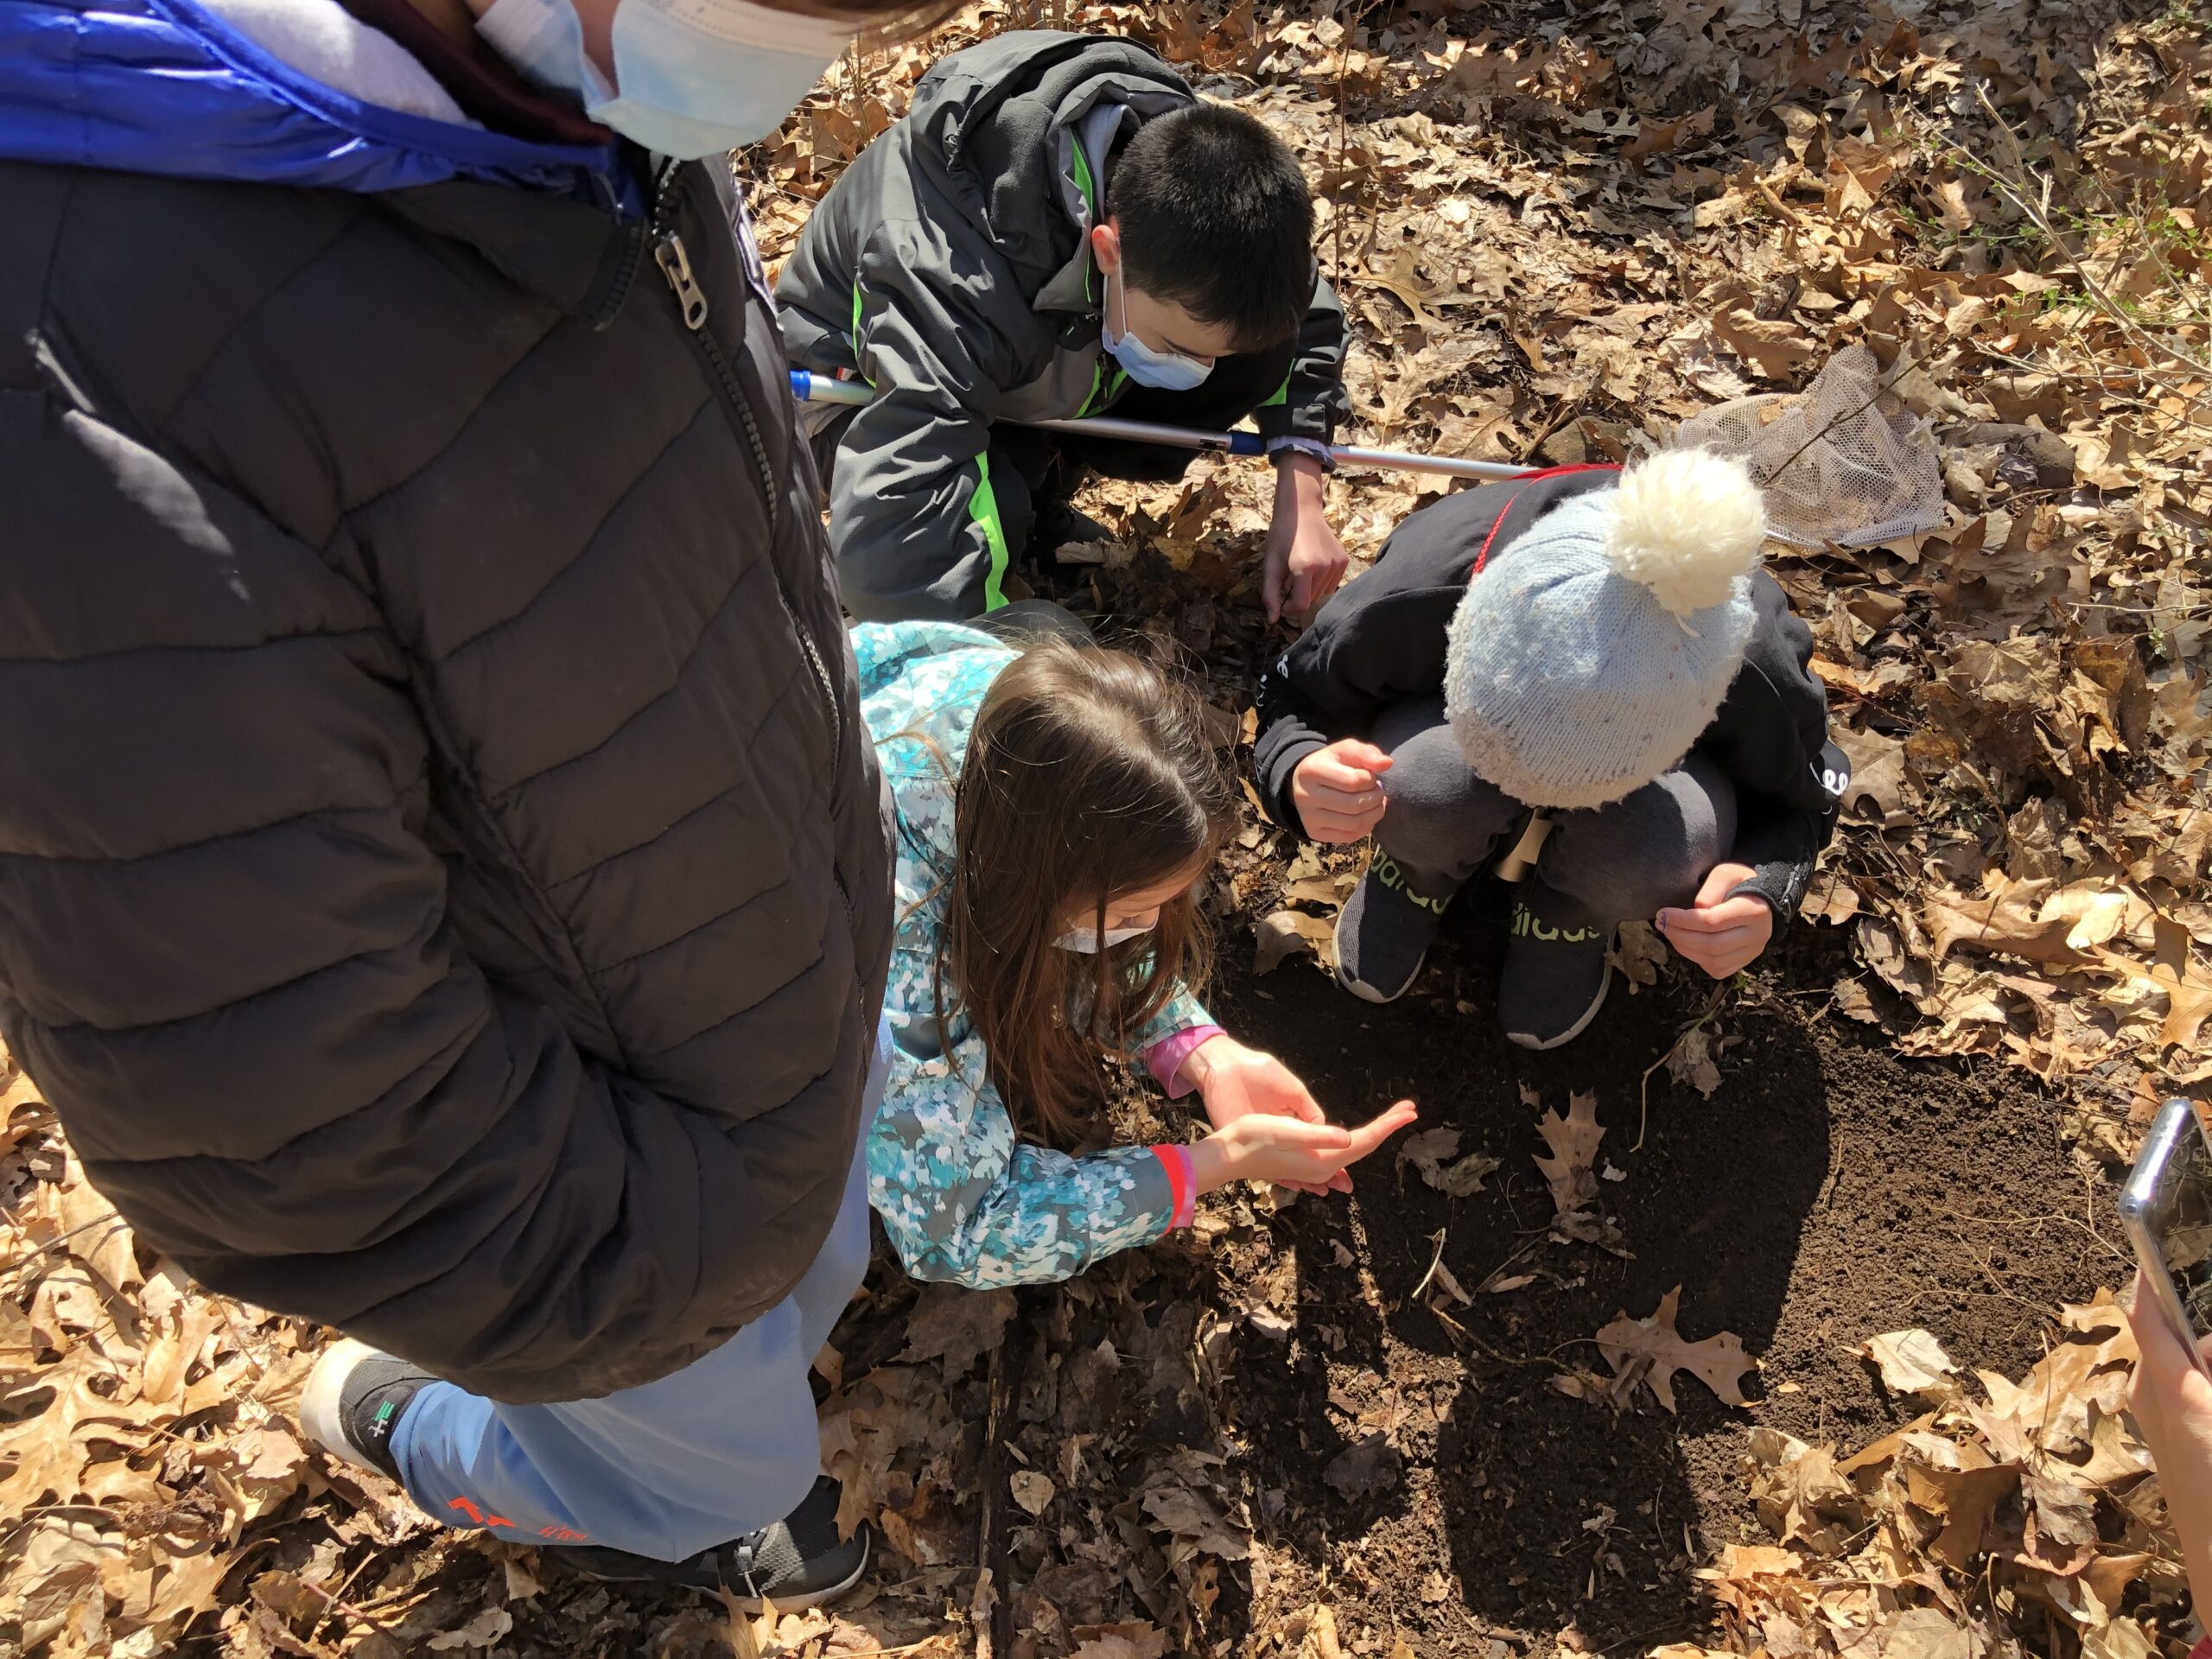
[938,640,1236,1148]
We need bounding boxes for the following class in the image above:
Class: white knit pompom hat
[1443,450,1768,810]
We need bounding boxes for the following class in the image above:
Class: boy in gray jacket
[779,31,1351,625]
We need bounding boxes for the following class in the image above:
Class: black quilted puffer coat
[0,1,893,1404]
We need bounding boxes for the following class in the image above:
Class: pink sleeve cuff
[1150,1143,1197,1230]
[1144,1025,1225,1099]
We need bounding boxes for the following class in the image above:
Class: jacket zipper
[648,168,844,783]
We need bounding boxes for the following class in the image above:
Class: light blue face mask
[1101,270,1215,393]
[477,0,855,161]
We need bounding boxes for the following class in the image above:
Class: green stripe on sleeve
[1070,139,1100,219]
[970,454,1013,613]
[1260,370,1291,408]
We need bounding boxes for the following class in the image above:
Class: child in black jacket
[1252,451,1849,1049]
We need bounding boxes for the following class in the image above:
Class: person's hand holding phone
[2125,1275,2212,1618]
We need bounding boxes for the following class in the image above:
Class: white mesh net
[1674,344,1946,549]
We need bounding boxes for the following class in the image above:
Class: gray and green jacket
[776,31,1348,620]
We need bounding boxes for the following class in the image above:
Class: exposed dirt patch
[1084,878,2125,1654]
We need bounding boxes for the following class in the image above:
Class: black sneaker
[1333,850,1452,1004]
[300,1338,435,1482]
[565,1477,870,1611]
[1498,889,1612,1050]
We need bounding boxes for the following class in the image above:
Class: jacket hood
[904,30,1191,296]
[0,0,641,213]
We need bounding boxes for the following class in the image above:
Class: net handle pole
[787,371,1539,482]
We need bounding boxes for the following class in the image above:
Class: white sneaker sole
[299,1337,382,1470]
[750,1529,871,1613]
[1505,960,1612,1052]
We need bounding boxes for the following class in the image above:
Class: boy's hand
[2125,1276,2212,1614]
[1181,1036,1338,1193]
[1656,863,1773,979]
[1291,740,1393,843]
[1264,454,1350,624]
[1190,1101,1419,1196]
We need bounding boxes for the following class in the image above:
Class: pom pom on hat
[1602,449,1767,620]
[1442,451,1769,810]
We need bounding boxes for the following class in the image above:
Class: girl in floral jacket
[855,622,1415,1289]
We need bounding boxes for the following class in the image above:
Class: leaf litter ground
[3,0,2209,1651]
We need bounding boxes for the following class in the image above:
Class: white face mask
[1052,922,1155,955]
[477,0,855,161]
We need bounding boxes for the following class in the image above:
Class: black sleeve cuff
[1261,737,1326,835]
[1728,858,1813,927]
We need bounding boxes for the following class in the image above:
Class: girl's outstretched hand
[1189,1101,1419,1198]
[1184,1036,1334,1194]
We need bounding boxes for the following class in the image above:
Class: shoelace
[715,1536,767,1599]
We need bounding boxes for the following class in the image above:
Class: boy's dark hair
[1105,103,1314,352]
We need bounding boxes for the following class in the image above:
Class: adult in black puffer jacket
[0,0,905,1594]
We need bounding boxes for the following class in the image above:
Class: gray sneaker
[1333,850,1452,1004]
[1498,892,1612,1050]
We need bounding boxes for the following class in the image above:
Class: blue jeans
[388,1023,888,1560]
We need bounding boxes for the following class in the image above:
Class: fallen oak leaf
[1609,920,1667,990]
[1255,909,1335,975]
[1623,105,1715,163]
[427,1607,514,1651]
[897,1283,1014,1380]
[1860,1328,1961,1395]
[1896,1433,2020,1570]
[1398,1126,1500,1198]
[1533,1090,1604,1216]
[1008,1469,1054,1517]
[1664,1023,1724,1098]
[1924,882,2088,968]
[1596,1287,1754,1413]
[1397,1126,1461,1179]
[1322,1433,1402,1502]
[2018,1466,2097,1574]
[1071,1624,1172,1659]
[1141,1485,1249,1560]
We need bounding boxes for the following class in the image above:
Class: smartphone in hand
[2120,1096,2212,1375]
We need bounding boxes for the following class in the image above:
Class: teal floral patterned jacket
[855,622,1217,1289]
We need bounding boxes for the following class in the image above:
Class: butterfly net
[1675,343,1946,549]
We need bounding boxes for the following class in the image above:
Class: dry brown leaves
[4,0,2203,1651]
[0,1040,962,1656]
[0,1051,343,1657]
[1671,1291,2190,1659]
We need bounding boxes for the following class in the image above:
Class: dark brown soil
[1151,877,2126,1654]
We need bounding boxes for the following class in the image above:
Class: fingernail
[1655,912,1669,931]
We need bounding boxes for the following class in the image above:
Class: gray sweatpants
[1370,699,1736,927]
